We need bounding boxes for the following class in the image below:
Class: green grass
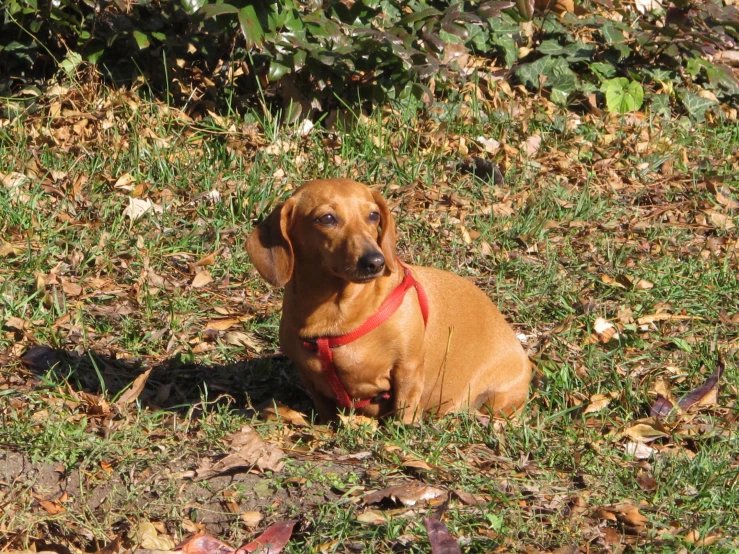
[1,87,738,553]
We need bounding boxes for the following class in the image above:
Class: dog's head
[246,179,397,287]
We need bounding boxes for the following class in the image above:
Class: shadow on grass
[19,345,314,416]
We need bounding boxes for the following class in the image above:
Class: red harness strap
[302,261,429,410]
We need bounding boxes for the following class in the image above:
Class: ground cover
[1,81,738,553]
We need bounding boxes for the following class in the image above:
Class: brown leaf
[115,368,153,408]
[637,473,658,492]
[678,358,723,411]
[402,456,434,472]
[175,533,235,554]
[363,483,445,507]
[596,503,648,533]
[583,392,618,414]
[424,517,462,554]
[224,331,263,352]
[260,402,310,427]
[192,271,214,288]
[39,499,66,515]
[132,521,176,550]
[205,318,239,331]
[356,510,389,525]
[4,316,27,331]
[650,394,677,418]
[0,240,24,257]
[195,250,220,267]
[451,490,491,506]
[636,313,702,325]
[61,280,82,297]
[620,418,669,443]
[240,511,263,527]
[235,520,297,554]
[194,425,285,480]
[524,133,542,157]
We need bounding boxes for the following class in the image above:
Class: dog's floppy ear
[246,199,295,287]
[371,189,397,272]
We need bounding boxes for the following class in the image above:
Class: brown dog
[246,179,531,422]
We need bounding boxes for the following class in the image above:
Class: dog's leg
[302,379,338,423]
[392,361,425,423]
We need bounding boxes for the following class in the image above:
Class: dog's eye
[316,214,337,226]
[369,211,381,224]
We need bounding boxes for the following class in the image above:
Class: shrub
[2,0,738,119]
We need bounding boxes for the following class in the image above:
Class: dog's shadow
[20,345,314,417]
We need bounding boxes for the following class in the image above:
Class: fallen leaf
[114,172,135,190]
[4,316,27,331]
[524,134,542,157]
[620,418,669,443]
[650,394,677,418]
[224,331,263,352]
[175,533,235,554]
[131,521,176,550]
[115,368,153,408]
[636,313,703,325]
[678,358,723,411]
[624,441,656,459]
[337,412,379,434]
[637,473,658,492]
[363,483,445,506]
[260,402,310,427]
[192,271,213,288]
[583,392,618,414]
[588,317,619,344]
[0,240,24,257]
[39,499,66,515]
[194,425,284,480]
[235,520,297,554]
[205,318,239,331]
[356,510,389,524]
[707,210,735,230]
[240,511,263,527]
[596,503,648,533]
[476,136,500,154]
[424,517,462,554]
[451,490,491,506]
[61,280,82,297]
[123,197,163,221]
[195,251,220,267]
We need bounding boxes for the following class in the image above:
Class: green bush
[2,0,738,118]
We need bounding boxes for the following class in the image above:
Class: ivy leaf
[491,34,517,67]
[516,56,552,89]
[590,62,617,79]
[601,22,626,44]
[601,77,644,113]
[268,60,291,81]
[180,0,207,15]
[238,5,264,49]
[549,72,578,104]
[538,39,564,56]
[681,92,717,121]
[564,42,595,63]
[200,3,239,18]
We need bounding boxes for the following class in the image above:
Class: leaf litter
[1,67,738,554]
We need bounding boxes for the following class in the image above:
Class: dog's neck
[283,265,404,338]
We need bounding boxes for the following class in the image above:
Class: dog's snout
[358,251,385,274]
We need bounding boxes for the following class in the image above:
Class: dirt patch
[1,449,354,543]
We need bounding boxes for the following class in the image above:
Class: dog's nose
[358,252,385,274]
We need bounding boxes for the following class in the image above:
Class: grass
[1,83,738,553]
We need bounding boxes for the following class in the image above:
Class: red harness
[301,262,429,410]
